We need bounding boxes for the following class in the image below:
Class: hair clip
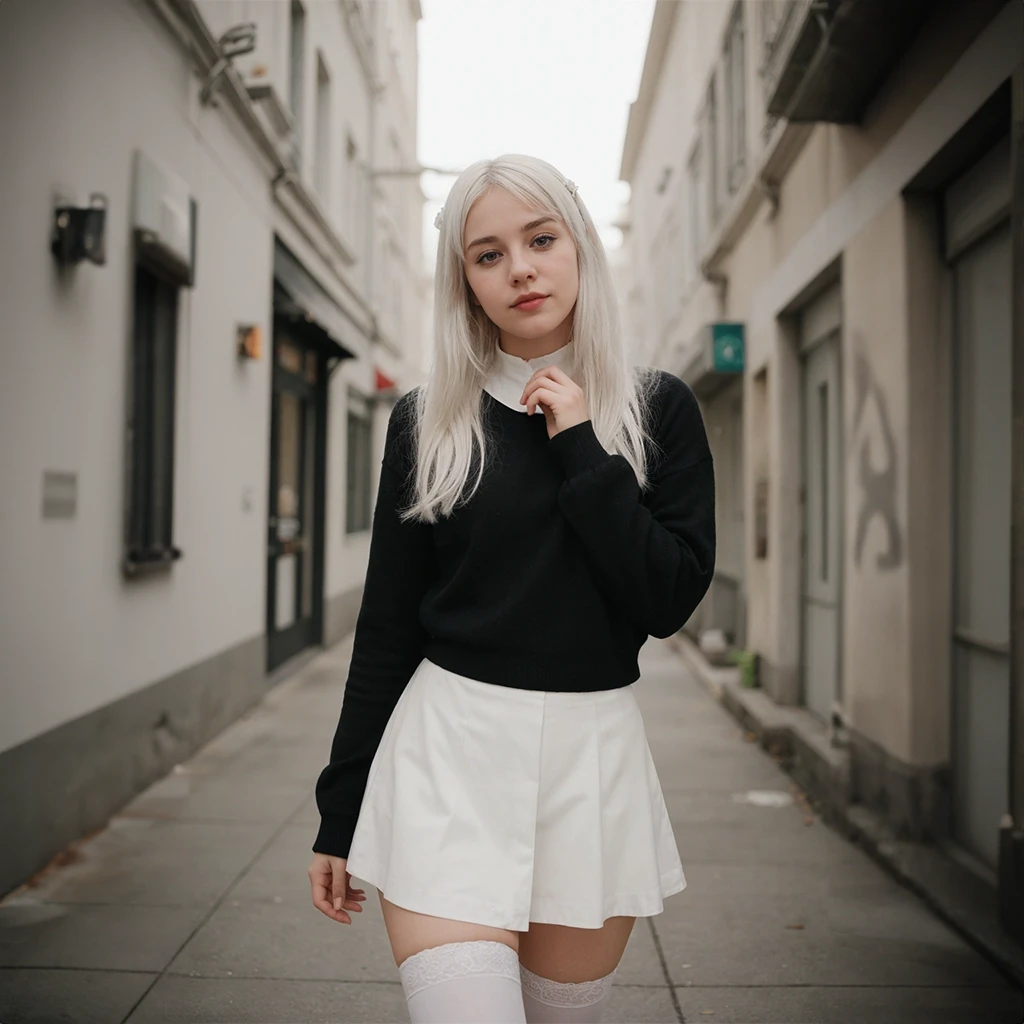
[564,178,579,198]
[434,206,445,230]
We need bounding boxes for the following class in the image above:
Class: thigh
[517,916,636,983]
[378,889,521,967]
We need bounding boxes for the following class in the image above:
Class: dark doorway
[266,321,327,671]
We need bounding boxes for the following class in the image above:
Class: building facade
[621,0,1024,950]
[0,0,425,897]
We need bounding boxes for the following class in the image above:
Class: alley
[0,637,1019,1024]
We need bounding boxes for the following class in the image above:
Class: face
[462,187,579,351]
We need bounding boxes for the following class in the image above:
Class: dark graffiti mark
[851,340,903,571]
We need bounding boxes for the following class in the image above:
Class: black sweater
[313,369,716,858]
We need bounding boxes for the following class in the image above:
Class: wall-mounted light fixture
[237,323,262,360]
[51,193,107,267]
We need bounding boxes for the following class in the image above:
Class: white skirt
[345,657,686,932]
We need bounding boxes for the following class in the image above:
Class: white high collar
[483,341,577,414]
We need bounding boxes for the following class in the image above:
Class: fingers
[310,876,348,923]
[331,861,366,922]
[309,857,365,925]
[331,861,347,912]
[521,377,565,409]
[526,387,556,417]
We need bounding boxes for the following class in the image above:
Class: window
[702,78,719,228]
[314,51,331,203]
[345,132,363,250]
[667,219,682,313]
[687,139,703,277]
[125,262,181,570]
[288,0,306,168]
[390,242,403,340]
[724,5,747,194]
[732,394,744,525]
[389,131,404,230]
[657,221,679,331]
[346,391,373,533]
[650,229,665,332]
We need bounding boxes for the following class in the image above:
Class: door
[949,221,1012,870]
[801,330,843,722]
[267,326,326,671]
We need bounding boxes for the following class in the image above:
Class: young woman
[308,153,716,1023]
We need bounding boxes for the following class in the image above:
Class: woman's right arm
[311,393,433,859]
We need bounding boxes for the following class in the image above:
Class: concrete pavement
[1,636,1021,1023]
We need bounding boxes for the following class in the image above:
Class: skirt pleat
[344,657,686,932]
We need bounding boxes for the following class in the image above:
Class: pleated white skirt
[344,657,686,932]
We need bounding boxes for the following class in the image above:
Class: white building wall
[0,0,276,754]
[621,0,1020,834]
[0,0,425,759]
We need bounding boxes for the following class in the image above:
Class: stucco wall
[841,198,913,761]
[0,0,276,754]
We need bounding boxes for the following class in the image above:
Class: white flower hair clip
[434,206,444,230]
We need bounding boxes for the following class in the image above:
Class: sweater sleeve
[312,392,434,859]
[546,372,716,639]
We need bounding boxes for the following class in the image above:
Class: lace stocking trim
[398,940,521,998]
[519,962,618,1007]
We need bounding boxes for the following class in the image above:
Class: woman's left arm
[547,374,716,639]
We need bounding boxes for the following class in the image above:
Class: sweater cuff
[312,815,354,860]
[548,419,611,478]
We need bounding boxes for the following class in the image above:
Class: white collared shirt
[482,342,577,414]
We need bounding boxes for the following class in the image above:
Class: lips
[512,294,548,310]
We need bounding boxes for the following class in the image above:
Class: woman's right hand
[309,853,366,924]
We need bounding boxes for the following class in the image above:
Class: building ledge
[667,629,1024,990]
[701,119,814,276]
[149,0,367,304]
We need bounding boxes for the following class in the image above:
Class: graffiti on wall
[850,338,903,571]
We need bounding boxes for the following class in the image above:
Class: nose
[508,246,536,284]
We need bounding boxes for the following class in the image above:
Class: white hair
[399,152,661,524]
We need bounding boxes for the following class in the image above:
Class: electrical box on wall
[132,149,196,286]
[680,322,745,398]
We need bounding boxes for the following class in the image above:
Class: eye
[473,232,557,264]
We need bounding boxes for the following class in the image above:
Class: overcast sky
[416,0,656,267]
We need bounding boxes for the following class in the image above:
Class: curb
[666,630,1024,992]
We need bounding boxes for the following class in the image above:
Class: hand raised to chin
[520,366,590,440]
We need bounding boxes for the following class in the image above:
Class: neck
[498,316,573,362]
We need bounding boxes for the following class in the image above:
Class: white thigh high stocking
[398,939,527,1023]
[518,963,617,1023]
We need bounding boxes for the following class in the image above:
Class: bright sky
[416,0,656,268]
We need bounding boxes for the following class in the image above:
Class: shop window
[125,262,181,571]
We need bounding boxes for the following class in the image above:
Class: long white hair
[399,153,661,524]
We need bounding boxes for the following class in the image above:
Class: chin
[499,309,568,337]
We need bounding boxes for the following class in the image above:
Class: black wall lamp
[51,193,107,267]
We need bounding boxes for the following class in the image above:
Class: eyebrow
[466,216,558,251]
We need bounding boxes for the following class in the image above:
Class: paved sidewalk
[1,637,1021,1023]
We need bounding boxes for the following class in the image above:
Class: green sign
[711,322,745,373]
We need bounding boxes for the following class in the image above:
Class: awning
[272,240,368,363]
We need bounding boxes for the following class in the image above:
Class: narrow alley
[0,637,1018,1023]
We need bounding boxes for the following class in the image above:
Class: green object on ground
[729,649,759,689]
